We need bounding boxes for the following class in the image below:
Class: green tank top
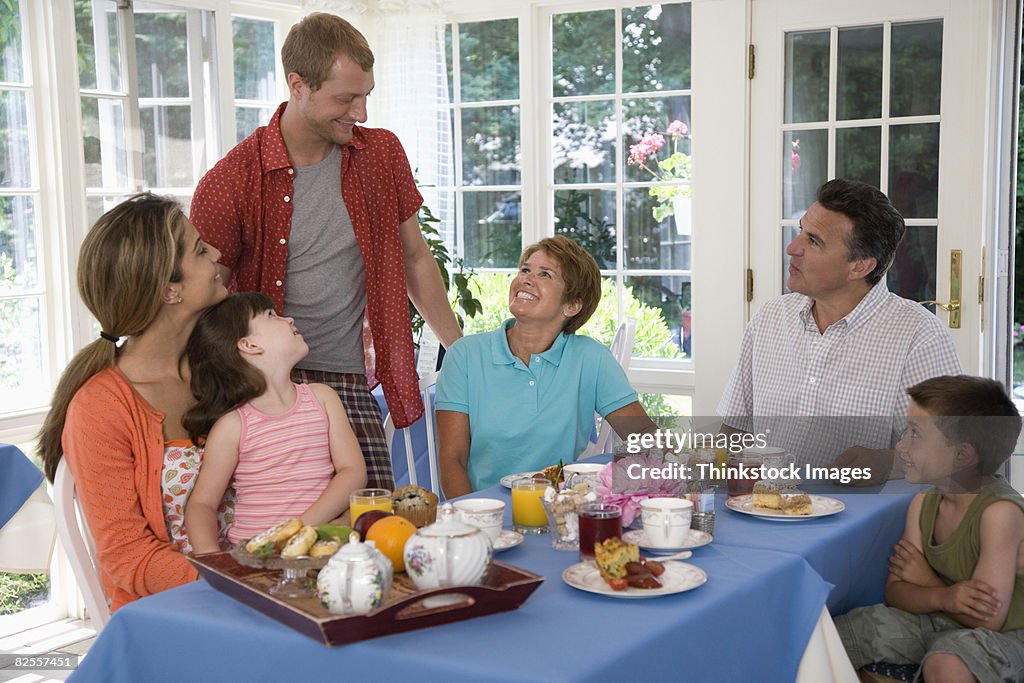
[920,477,1024,631]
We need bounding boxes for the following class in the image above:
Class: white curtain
[303,0,455,247]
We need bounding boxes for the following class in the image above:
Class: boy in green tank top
[836,375,1024,683]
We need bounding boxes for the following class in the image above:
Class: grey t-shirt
[283,145,367,373]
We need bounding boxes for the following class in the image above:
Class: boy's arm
[299,385,368,526]
[184,412,240,554]
[963,501,1024,630]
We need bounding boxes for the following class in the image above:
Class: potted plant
[627,120,692,236]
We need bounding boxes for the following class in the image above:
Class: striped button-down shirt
[717,280,962,465]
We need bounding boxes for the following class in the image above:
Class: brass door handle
[917,250,961,329]
[917,300,961,312]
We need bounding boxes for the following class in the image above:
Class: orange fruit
[364,515,416,572]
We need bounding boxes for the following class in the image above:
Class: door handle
[917,249,961,329]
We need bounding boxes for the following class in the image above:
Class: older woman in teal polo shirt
[436,236,656,497]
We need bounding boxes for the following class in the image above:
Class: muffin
[391,485,439,527]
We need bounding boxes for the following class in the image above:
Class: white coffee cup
[453,498,505,542]
[641,497,693,548]
[563,463,604,489]
[742,446,795,479]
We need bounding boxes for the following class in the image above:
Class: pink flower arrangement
[626,119,693,223]
[595,454,684,527]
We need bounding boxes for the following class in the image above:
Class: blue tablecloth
[0,443,44,529]
[712,480,919,615]
[72,484,832,683]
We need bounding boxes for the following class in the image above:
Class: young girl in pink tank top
[182,293,367,554]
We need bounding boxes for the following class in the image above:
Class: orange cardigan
[62,367,198,612]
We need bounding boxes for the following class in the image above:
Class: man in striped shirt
[718,179,961,483]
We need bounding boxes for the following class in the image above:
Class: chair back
[54,459,110,628]
[580,318,638,459]
[382,371,441,495]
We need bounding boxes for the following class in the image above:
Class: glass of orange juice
[350,488,392,525]
[511,477,548,534]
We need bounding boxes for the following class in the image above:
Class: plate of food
[229,518,352,596]
[562,537,707,598]
[622,528,712,552]
[500,463,566,489]
[492,529,525,552]
[725,486,845,522]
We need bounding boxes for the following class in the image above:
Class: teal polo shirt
[436,319,638,490]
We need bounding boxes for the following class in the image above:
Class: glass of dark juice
[578,503,622,561]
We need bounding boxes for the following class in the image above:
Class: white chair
[383,371,440,495]
[579,318,637,459]
[54,459,111,628]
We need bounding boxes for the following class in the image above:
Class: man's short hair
[816,178,906,285]
[281,13,374,91]
[907,375,1022,476]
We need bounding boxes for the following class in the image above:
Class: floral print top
[161,440,235,554]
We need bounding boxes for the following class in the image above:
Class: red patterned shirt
[190,102,424,427]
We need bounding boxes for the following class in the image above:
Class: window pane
[552,10,615,97]
[140,105,194,187]
[85,195,127,229]
[887,226,937,305]
[235,106,274,143]
[622,276,686,360]
[76,0,123,92]
[836,126,881,187]
[890,21,942,118]
[889,122,939,218]
[623,95,691,183]
[553,99,616,184]
[0,89,31,188]
[784,30,830,124]
[0,195,38,290]
[837,26,882,120]
[459,19,519,102]
[463,191,520,268]
[622,3,691,93]
[461,105,520,186]
[554,189,615,269]
[0,296,45,412]
[623,187,691,271]
[81,96,128,189]
[232,17,276,101]
[134,11,189,98]
[782,128,827,219]
[0,0,25,83]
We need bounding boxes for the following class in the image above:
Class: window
[0,0,46,414]
[549,4,692,363]
[232,16,278,142]
[76,0,218,223]
[444,19,522,268]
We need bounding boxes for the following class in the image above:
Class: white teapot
[403,503,492,591]
[316,532,393,615]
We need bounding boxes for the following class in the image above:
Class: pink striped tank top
[227,383,335,543]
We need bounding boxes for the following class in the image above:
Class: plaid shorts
[836,603,1024,683]
[290,369,394,491]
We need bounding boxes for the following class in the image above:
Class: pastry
[593,537,640,581]
[778,488,812,516]
[309,539,341,558]
[752,479,782,510]
[391,485,439,527]
[245,517,303,553]
[280,525,318,558]
[752,480,811,515]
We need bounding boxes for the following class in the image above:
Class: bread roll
[245,517,303,553]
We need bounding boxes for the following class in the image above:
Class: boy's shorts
[836,603,1024,683]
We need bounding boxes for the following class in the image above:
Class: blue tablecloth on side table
[0,443,44,529]
[71,484,832,683]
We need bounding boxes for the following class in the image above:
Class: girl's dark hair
[183,292,276,444]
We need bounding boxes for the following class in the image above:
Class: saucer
[622,528,713,552]
[492,529,524,552]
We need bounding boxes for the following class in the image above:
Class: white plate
[500,472,539,488]
[725,494,845,522]
[622,528,713,552]
[562,560,707,598]
[492,529,524,552]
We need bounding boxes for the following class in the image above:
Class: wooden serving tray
[189,551,544,646]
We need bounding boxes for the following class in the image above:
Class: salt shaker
[690,483,716,536]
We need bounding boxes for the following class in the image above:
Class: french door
[749,0,998,374]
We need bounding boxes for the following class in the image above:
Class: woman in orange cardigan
[38,194,228,612]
